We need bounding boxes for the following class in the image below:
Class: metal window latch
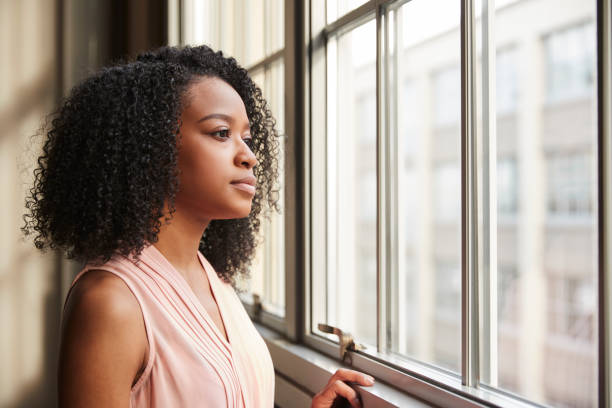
[318,323,366,365]
[252,293,263,319]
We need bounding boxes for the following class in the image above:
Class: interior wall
[0,0,62,406]
[0,1,167,406]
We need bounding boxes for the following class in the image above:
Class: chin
[225,205,253,220]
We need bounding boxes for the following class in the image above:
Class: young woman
[24,45,374,407]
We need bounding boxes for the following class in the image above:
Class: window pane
[262,60,285,315]
[390,0,462,373]
[313,20,377,347]
[479,1,598,407]
[186,0,282,67]
[326,0,369,24]
[188,0,286,319]
[266,0,284,55]
[239,61,286,317]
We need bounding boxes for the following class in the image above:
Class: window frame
[302,0,612,407]
[597,0,612,405]
[173,0,612,406]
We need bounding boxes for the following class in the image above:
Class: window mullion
[461,0,480,388]
[376,2,389,354]
[598,0,612,405]
[283,0,305,342]
[387,5,401,355]
[479,0,498,387]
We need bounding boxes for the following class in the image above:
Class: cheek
[179,160,220,192]
[177,149,229,197]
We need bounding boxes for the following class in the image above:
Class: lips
[230,175,256,195]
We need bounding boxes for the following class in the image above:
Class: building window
[498,266,519,325]
[496,47,518,115]
[544,22,595,103]
[432,66,461,127]
[433,162,461,223]
[497,156,518,215]
[548,276,595,342]
[434,262,461,371]
[547,152,593,217]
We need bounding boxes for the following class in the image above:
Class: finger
[329,368,375,387]
[324,380,361,408]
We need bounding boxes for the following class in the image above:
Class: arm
[58,270,148,408]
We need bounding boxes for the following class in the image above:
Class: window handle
[252,293,263,319]
[317,323,366,365]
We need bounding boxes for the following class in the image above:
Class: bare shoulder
[63,269,141,319]
[59,269,148,407]
[62,269,145,340]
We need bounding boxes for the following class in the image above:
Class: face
[174,76,257,222]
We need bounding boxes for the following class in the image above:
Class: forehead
[183,76,248,120]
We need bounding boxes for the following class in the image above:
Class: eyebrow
[197,113,231,123]
[197,113,251,130]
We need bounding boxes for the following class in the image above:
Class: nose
[234,139,258,169]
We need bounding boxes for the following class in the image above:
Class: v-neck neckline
[196,251,232,346]
[148,244,233,349]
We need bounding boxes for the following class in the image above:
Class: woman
[23,45,374,407]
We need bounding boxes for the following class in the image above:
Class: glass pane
[187,0,283,68]
[266,0,284,55]
[326,0,369,24]
[262,59,285,315]
[389,0,462,373]
[314,20,377,347]
[242,0,265,66]
[266,59,285,136]
[478,1,598,407]
[237,68,265,297]
[238,61,286,317]
[250,69,265,91]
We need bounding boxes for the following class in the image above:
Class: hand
[311,368,375,408]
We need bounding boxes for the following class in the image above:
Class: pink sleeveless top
[66,244,275,407]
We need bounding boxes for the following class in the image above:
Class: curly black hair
[23,45,280,285]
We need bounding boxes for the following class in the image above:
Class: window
[498,266,519,325]
[547,152,594,217]
[433,162,461,223]
[310,0,601,407]
[544,22,595,103]
[181,0,287,323]
[497,156,517,215]
[496,48,518,115]
[179,0,611,407]
[433,66,461,128]
[433,262,461,371]
[315,18,378,348]
[548,276,595,341]
[326,0,370,23]
[477,2,598,406]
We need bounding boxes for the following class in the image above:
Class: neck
[153,208,210,277]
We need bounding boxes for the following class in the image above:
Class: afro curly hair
[23,45,280,285]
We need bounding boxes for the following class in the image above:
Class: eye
[211,129,230,139]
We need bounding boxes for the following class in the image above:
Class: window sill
[241,297,286,334]
[256,323,433,408]
[255,323,546,408]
